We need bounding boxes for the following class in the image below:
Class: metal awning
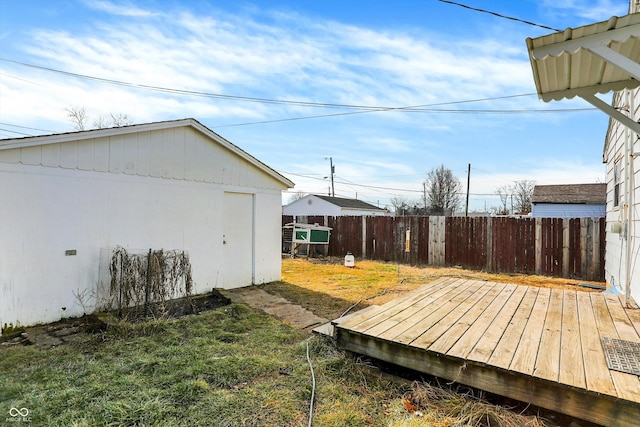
[526,13,640,134]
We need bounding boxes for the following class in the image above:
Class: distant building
[283,194,388,217]
[531,184,606,218]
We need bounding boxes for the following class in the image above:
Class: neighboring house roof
[532,183,606,204]
[0,118,294,188]
[313,195,385,211]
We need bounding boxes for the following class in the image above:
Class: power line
[2,58,537,112]
[214,105,596,127]
[437,0,562,32]
[0,128,31,136]
[3,58,595,115]
[1,58,598,130]
[3,58,548,112]
[0,122,56,133]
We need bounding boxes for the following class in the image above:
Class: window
[614,160,621,207]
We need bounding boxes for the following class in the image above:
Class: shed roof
[0,118,294,188]
[314,195,384,211]
[532,183,606,204]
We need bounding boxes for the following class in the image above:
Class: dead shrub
[108,246,193,319]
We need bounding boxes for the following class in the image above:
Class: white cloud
[82,0,156,17]
[1,3,543,133]
[541,0,628,22]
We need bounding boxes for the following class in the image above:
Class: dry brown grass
[387,381,548,427]
[280,257,605,309]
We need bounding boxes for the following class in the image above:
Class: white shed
[0,118,294,330]
[283,194,388,217]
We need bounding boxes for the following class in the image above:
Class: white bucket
[344,252,355,268]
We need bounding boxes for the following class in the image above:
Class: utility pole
[465,163,471,217]
[423,181,427,214]
[328,157,335,197]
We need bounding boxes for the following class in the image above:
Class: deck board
[333,278,640,427]
[337,277,458,331]
[429,282,506,355]
[533,288,563,382]
[448,284,521,360]
[509,287,550,376]
[413,281,500,351]
[604,293,640,340]
[591,293,640,401]
[576,292,617,395]
[385,280,478,344]
[465,285,529,364]
[365,278,470,338]
[558,290,586,389]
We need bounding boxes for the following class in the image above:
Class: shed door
[222,192,254,288]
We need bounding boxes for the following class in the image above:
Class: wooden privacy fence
[282,215,606,281]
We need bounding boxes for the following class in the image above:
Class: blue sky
[0,0,630,211]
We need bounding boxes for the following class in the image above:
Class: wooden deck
[333,278,640,426]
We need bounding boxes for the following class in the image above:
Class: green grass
[0,303,405,426]
[1,301,548,426]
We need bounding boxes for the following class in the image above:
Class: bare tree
[495,185,511,215]
[94,112,133,129]
[66,106,88,131]
[511,180,536,214]
[287,192,307,203]
[109,113,133,127]
[66,106,133,130]
[93,115,110,129]
[425,165,461,216]
[389,196,409,214]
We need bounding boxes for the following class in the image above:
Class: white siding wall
[283,196,343,216]
[604,89,640,300]
[0,128,286,329]
[532,204,605,218]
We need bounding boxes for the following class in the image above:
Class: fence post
[592,217,600,281]
[535,218,542,275]
[428,216,445,266]
[580,218,588,278]
[362,216,367,259]
[563,219,570,278]
[485,216,493,272]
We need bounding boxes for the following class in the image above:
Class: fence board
[327,216,362,257]
[538,218,564,276]
[429,216,446,266]
[446,217,488,270]
[367,216,394,261]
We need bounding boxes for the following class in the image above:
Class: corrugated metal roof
[532,183,606,204]
[314,195,384,211]
[526,13,640,102]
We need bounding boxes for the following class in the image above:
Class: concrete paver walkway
[221,286,329,331]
